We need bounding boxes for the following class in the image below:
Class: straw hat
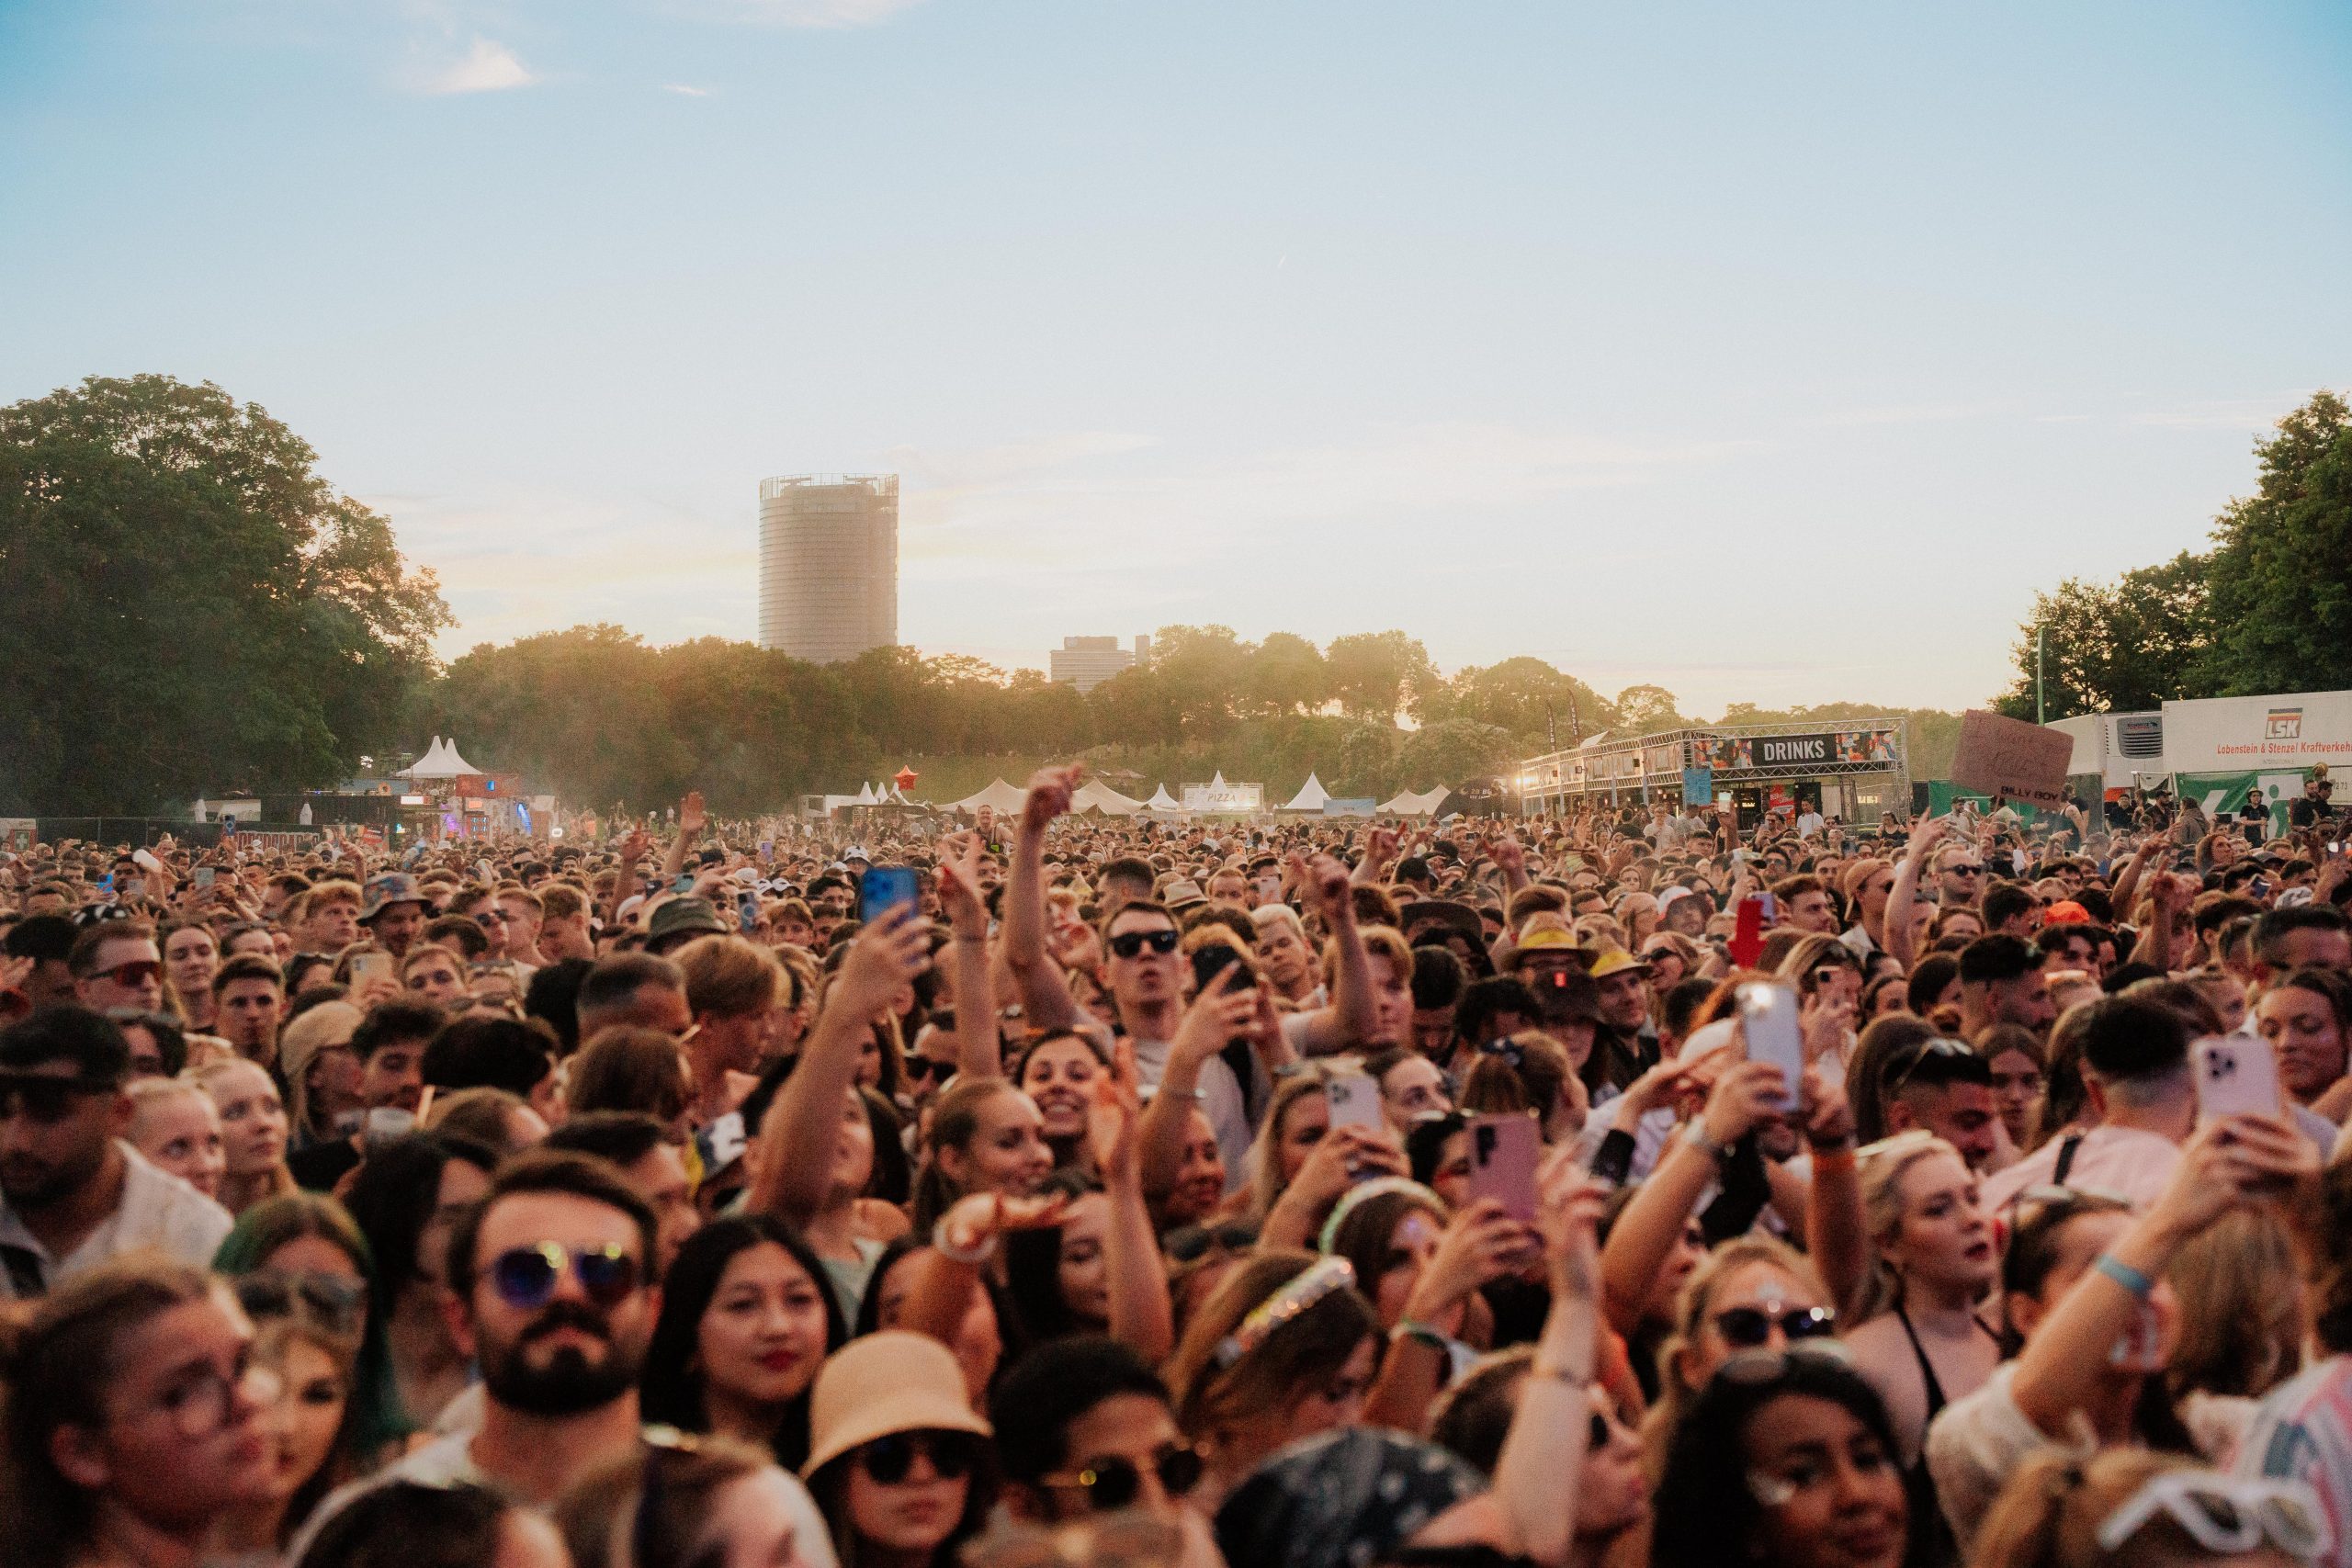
[801,1330,991,1478]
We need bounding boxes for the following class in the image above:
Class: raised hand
[831,906,932,1020]
[679,790,707,838]
[1022,764,1084,834]
[935,831,987,935]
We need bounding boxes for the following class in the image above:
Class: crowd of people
[5,764,2352,1568]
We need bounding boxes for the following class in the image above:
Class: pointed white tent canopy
[1280,773,1331,812]
[1145,784,1182,812]
[951,778,1029,815]
[855,783,878,805]
[1208,771,1228,788]
[1379,786,1447,817]
[401,738,483,779]
[1071,780,1143,817]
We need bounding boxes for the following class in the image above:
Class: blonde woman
[196,1057,299,1215]
[129,1075,228,1199]
[1840,1134,2002,1463]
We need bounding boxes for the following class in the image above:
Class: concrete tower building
[757,475,899,663]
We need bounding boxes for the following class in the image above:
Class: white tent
[1279,773,1331,813]
[1379,786,1448,817]
[1071,780,1143,817]
[854,782,876,805]
[951,778,1029,815]
[1145,784,1182,812]
[401,738,483,779]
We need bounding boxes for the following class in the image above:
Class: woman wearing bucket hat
[802,1330,994,1568]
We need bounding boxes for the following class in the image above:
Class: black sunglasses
[1889,1037,1974,1095]
[1107,929,1180,960]
[234,1269,370,1333]
[1043,1444,1205,1511]
[1711,1304,1838,1348]
[487,1241,640,1310]
[1164,1223,1260,1264]
[902,1055,953,1084]
[858,1429,977,1484]
[0,1072,121,1123]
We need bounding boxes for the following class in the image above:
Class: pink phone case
[1467,1113,1541,1224]
[1326,1074,1385,1134]
[2194,1036,2281,1122]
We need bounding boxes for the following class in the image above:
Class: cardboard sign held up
[1951,710,2075,808]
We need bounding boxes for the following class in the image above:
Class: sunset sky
[6,1,2347,714]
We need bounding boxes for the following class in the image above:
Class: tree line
[0,373,1997,818]
[1997,389,2352,720]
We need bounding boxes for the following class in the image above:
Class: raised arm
[659,791,706,890]
[1136,967,1258,1197]
[1091,1041,1175,1364]
[2012,1116,2309,1438]
[1883,815,1947,974]
[1488,1157,1608,1567]
[934,832,1001,1081]
[1002,765,1085,1033]
[1599,1057,1781,1336]
[747,908,929,1224]
[1279,852,1377,1056]
[1796,1064,1869,1318]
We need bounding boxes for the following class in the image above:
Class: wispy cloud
[709,0,929,27]
[421,38,537,96]
[2131,393,2312,431]
[661,83,713,96]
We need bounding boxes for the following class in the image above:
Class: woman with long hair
[129,1076,228,1199]
[1163,1249,1382,1512]
[339,1132,496,1428]
[908,1077,1051,1234]
[197,1057,299,1216]
[208,1298,360,1562]
[213,1190,408,1461]
[640,1215,848,1472]
[0,1260,277,1568]
[1650,1347,1909,1568]
[802,1332,995,1568]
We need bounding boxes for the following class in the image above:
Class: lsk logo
[2267,707,2303,741]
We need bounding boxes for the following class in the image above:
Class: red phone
[1467,1113,1541,1223]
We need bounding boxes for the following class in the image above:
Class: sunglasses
[1043,1444,1205,1511]
[93,959,164,987]
[857,1428,978,1484]
[902,1055,954,1084]
[234,1269,369,1335]
[0,1071,120,1122]
[1889,1036,1975,1095]
[2098,1470,2329,1558]
[486,1241,640,1310]
[1107,929,1180,960]
[1711,1303,1838,1348]
[1945,863,1984,877]
[1164,1223,1259,1264]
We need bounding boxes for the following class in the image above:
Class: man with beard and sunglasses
[0,1006,232,1297]
[301,1148,662,1526]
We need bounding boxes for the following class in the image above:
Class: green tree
[1325,630,1440,721]
[1242,631,1328,717]
[0,375,450,814]
[1437,657,1615,749]
[1149,625,1256,736]
[1613,683,1687,734]
[1397,719,1518,785]
[1995,553,2212,720]
[2199,389,2352,695]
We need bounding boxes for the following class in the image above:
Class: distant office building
[757,475,899,662]
[1051,634,1151,694]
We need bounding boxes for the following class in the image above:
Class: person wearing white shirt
[0,1007,232,1298]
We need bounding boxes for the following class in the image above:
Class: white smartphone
[1737,981,1804,1111]
[1325,1073,1385,1134]
[2194,1034,2281,1122]
[348,950,394,987]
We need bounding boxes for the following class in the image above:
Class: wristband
[1392,1318,1450,1351]
[1808,1141,1857,1173]
[1528,1359,1593,1386]
[931,1216,999,1268]
[2093,1253,2154,1299]
[1681,1122,1727,1161]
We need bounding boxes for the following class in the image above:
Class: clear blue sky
[5,1,2347,715]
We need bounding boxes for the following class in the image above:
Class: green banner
[2175,769,2306,836]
